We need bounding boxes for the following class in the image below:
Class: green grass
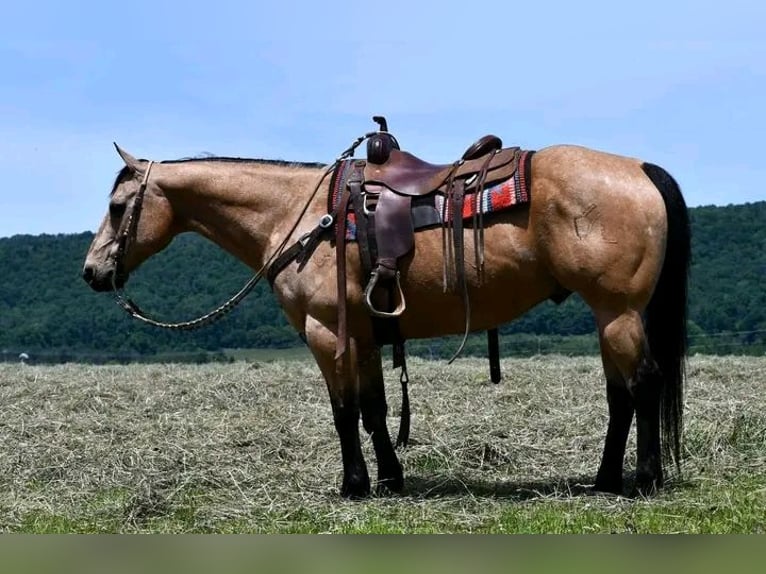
[14,474,766,534]
[1,356,765,533]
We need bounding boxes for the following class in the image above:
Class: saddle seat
[365,150,452,196]
[365,136,516,197]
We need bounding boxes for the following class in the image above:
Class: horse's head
[82,145,175,292]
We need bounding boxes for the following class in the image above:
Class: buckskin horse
[82,117,690,498]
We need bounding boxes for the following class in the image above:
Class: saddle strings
[473,152,497,281]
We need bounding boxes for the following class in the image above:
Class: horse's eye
[109,202,126,219]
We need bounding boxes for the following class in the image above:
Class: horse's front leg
[357,344,403,494]
[305,316,370,498]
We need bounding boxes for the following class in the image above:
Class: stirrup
[364,269,406,318]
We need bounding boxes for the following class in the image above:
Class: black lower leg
[359,356,403,493]
[632,356,664,496]
[332,403,370,498]
[595,382,635,494]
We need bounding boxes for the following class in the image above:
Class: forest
[0,201,764,362]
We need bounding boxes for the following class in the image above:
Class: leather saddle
[358,120,519,309]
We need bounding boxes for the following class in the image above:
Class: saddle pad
[328,150,534,241]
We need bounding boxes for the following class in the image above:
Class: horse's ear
[113,143,142,172]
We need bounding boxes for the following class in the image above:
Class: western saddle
[269,116,525,446]
[357,118,521,324]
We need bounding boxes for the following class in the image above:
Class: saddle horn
[372,116,389,132]
[367,115,400,165]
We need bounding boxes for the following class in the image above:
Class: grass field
[0,355,764,533]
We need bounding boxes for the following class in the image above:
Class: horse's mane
[162,156,325,168]
[110,156,325,196]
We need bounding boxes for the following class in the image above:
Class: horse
[82,126,690,499]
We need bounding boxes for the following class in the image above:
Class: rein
[109,147,360,330]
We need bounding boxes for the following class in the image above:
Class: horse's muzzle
[82,264,125,292]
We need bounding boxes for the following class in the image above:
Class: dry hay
[0,355,764,531]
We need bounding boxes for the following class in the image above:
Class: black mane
[161,156,325,168]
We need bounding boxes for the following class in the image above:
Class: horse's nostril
[82,266,94,283]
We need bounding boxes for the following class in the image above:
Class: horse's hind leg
[357,345,404,493]
[631,353,664,495]
[594,344,634,495]
[596,310,663,496]
[305,317,370,498]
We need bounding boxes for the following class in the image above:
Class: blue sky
[1,0,764,237]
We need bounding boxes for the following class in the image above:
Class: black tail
[641,162,691,468]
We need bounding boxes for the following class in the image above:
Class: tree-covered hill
[1,201,764,361]
[0,232,298,361]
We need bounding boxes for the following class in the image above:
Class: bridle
[111,161,153,284]
[108,134,370,330]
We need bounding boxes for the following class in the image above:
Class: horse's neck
[160,161,324,270]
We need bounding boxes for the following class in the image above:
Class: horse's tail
[641,162,691,468]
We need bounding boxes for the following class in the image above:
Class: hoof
[632,473,662,498]
[594,473,623,496]
[376,459,404,494]
[340,472,371,499]
[376,474,404,495]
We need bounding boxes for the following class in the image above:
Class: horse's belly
[395,222,557,339]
